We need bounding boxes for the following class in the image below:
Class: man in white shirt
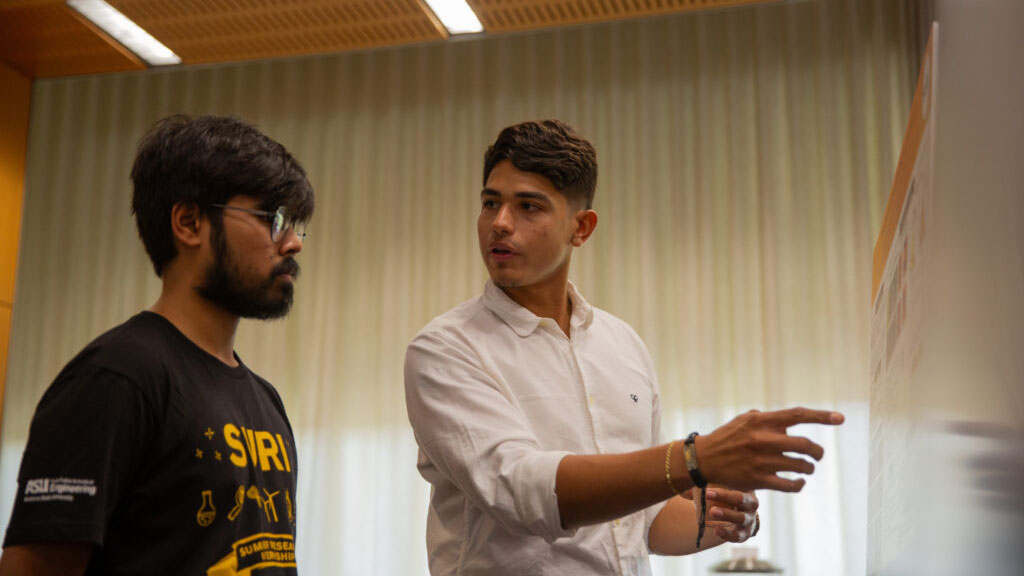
[404,119,844,575]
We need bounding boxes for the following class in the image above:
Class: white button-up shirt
[405,281,666,575]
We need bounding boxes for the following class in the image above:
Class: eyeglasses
[210,204,307,243]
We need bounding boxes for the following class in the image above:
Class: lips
[272,258,300,280]
[488,242,517,261]
[489,241,515,254]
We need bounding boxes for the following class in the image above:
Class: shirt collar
[482,280,594,337]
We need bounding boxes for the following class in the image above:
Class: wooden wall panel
[0,60,31,433]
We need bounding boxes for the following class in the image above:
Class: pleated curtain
[1,0,930,573]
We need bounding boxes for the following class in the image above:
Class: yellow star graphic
[195,449,204,459]
[214,451,222,461]
[204,427,216,440]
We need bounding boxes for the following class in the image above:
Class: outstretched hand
[695,407,844,492]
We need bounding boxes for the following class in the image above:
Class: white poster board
[868,3,1024,573]
[867,22,937,576]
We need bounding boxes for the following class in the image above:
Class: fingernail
[706,491,717,499]
[831,412,845,424]
[711,508,724,518]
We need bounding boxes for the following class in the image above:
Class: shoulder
[43,313,178,403]
[404,295,509,386]
[407,295,493,352]
[82,313,178,372]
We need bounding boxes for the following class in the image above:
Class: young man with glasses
[404,120,845,575]
[0,114,313,576]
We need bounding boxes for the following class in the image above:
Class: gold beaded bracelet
[664,440,685,496]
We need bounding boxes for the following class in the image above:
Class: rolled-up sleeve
[405,331,577,542]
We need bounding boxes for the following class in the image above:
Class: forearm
[647,496,730,555]
[555,443,693,529]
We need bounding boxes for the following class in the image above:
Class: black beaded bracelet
[682,432,708,488]
[682,432,708,548]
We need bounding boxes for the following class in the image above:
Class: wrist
[691,433,714,485]
[664,441,688,495]
[666,441,695,494]
[683,432,708,488]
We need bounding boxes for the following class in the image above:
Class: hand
[695,407,845,492]
[704,486,758,543]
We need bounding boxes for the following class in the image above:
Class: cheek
[536,223,563,245]
[233,241,274,274]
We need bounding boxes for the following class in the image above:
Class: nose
[491,205,514,235]
[278,228,303,255]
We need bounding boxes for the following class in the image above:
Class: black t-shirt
[4,312,299,575]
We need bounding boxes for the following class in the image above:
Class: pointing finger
[765,407,844,428]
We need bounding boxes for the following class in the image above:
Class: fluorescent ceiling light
[67,0,181,66]
[423,0,484,35]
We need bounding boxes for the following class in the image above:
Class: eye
[482,199,498,209]
[521,202,539,211]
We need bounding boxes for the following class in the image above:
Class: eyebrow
[480,189,553,204]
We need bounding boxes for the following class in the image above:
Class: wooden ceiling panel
[0,1,143,77]
[108,0,448,65]
[467,0,778,32]
[0,0,784,78]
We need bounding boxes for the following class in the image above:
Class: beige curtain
[1,0,928,573]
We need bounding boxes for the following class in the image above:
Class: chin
[241,298,293,320]
[491,275,527,289]
[488,271,516,288]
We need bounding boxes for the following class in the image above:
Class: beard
[197,225,300,320]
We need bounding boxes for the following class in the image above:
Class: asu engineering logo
[24,478,50,495]
[23,477,97,503]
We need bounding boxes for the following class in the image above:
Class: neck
[500,270,574,336]
[150,282,240,366]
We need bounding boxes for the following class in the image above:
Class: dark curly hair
[130,114,314,276]
[483,120,597,209]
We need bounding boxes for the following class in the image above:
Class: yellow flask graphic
[197,490,216,527]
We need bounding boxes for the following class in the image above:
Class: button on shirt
[404,281,666,576]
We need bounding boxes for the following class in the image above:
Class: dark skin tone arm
[0,543,92,576]
[556,406,843,529]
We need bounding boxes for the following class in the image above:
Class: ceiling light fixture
[67,0,181,66]
[422,0,484,35]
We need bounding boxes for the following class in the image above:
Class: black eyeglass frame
[209,204,307,243]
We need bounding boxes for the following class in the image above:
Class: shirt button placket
[570,332,621,573]
[568,339,600,454]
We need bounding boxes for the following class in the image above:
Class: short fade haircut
[483,120,597,209]
[130,114,314,276]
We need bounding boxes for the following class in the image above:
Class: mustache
[272,258,300,279]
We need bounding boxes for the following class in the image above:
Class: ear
[570,209,598,247]
[170,202,204,248]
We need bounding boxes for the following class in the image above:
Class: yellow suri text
[223,424,292,472]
